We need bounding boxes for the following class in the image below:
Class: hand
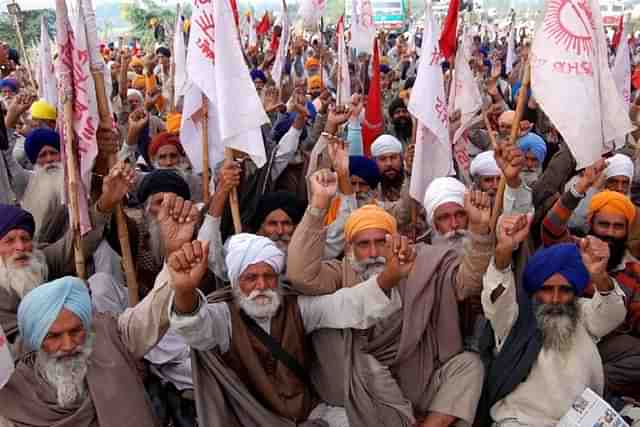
[575,158,607,195]
[263,86,284,113]
[7,92,36,124]
[327,139,349,176]
[325,104,351,134]
[127,108,149,143]
[217,159,242,194]
[465,190,492,234]
[496,213,531,255]
[404,143,415,173]
[377,234,417,289]
[169,240,210,298]
[97,161,137,212]
[309,169,338,209]
[495,141,524,188]
[579,236,611,278]
[158,193,201,257]
[350,94,364,120]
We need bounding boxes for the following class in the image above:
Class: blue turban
[270,112,308,143]
[0,204,35,239]
[18,276,93,351]
[0,79,17,93]
[523,243,590,296]
[380,64,391,74]
[349,155,381,189]
[24,128,61,165]
[250,68,267,82]
[518,132,547,165]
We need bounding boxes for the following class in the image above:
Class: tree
[122,0,191,49]
[0,9,55,51]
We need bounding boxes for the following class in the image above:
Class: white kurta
[482,261,627,426]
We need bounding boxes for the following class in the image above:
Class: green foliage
[0,9,55,50]
[121,0,191,47]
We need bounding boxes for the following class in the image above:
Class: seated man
[169,232,413,426]
[479,215,626,426]
[0,271,174,426]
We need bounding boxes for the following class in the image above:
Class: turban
[127,89,144,102]
[588,190,636,225]
[388,97,406,118]
[166,112,182,134]
[423,177,466,226]
[251,191,306,232]
[24,128,61,164]
[380,64,391,74]
[604,154,634,180]
[225,233,285,286]
[305,57,320,69]
[523,243,590,296]
[18,276,92,351]
[138,170,191,203]
[270,112,308,143]
[307,75,323,92]
[132,76,146,90]
[470,151,500,177]
[517,133,547,164]
[0,79,17,93]
[130,57,144,68]
[0,204,35,239]
[156,46,171,58]
[30,100,57,121]
[349,155,381,189]
[344,205,397,242]
[371,135,403,158]
[250,68,267,82]
[148,132,181,159]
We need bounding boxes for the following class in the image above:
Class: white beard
[348,253,386,280]
[0,249,48,298]
[36,334,94,409]
[152,161,191,181]
[535,301,580,354]
[146,215,165,267]
[521,168,541,188]
[432,229,469,250]
[233,286,281,321]
[21,164,65,241]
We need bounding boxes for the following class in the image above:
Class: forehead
[351,175,369,185]
[352,228,387,243]
[377,152,401,160]
[48,308,84,334]
[434,202,465,218]
[263,209,293,223]
[39,145,59,154]
[593,210,627,225]
[524,151,538,160]
[606,175,630,183]
[1,228,32,242]
[241,261,277,276]
[157,144,179,155]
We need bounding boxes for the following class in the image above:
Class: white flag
[298,0,326,28]
[408,2,453,203]
[0,324,13,389]
[350,0,376,53]
[248,12,258,50]
[612,29,631,110]
[271,0,290,88]
[336,17,351,106]
[173,10,187,97]
[506,25,516,74]
[531,0,634,169]
[38,16,57,106]
[451,28,482,145]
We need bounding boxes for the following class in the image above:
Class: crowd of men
[0,12,639,427]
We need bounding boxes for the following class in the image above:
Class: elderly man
[370,134,406,202]
[0,79,17,107]
[470,151,501,202]
[169,231,412,426]
[542,159,640,400]
[250,68,268,94]
[479,215,626,426]
[0,268,174,426]
[517,133,547,187]
[288,169,494,426]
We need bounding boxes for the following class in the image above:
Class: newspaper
[558,388,629,427]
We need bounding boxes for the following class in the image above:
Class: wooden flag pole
[63,100,87,280]
[12,13,36,90]
[170,4,180,112]
[202,94,210,204]
[225,148,242,234]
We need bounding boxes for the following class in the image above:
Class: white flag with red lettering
[38,15,57,106]
[408,2,453,203]
[531,0,633,168]
[0,324,13,389]
[612,28,631,110]
[271,0,290,88]
[336,16,351,106]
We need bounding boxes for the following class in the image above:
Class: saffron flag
[0,324,13,389]
[408,1,453,203]
[438,0,460,60]
[362,38,383,157]
[531,0,633,168]
[38,15,57,107]
[336,16,351,106]
[271,0,290,88]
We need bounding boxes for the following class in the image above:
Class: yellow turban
[30,100,57,121]
[588,190,636,225]
[166,112,181,134]
[307,75,322,92]
[305,57,320,69]
[130,57,144,68]
[344,205,397,243]
[132,75,146,90]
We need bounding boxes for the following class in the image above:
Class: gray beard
[534,300,580,354]
[36,333,94,409]
[348,254,386,280]
[232,286,282,321]
[147,217,166,267]
[153,162,190,181]
[431,229,469,250]
[0,249,48,298]
[521,168,541,188]
[21,164,65,241]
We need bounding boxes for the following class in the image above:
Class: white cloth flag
[506,25,516,74]
[38,15,58,106]
[531,0,633,169]
[336,17,351,106]
[0,324,13,389]
[350,0,376,53]
[173,11,187,97]
[271,0,290,88]
[298,0,326,28]
[408,2,453,203]
[450,28,482,145]
[612,29,631,109]
[248,13,258,50]
[182,0,268,173]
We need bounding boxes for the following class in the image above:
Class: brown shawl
[0,314,157,427]
[0,286,20,339]
[311,243,463,425]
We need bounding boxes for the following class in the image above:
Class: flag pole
[8,1,36,89]
[170,4,180,112]
[202,94,210,204]
[225,148,242,234]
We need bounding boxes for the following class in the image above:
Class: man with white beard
[168,232,412,426]
[0,269,176,426]
[477,214,627,426]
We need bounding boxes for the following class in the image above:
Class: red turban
[148,132,182,159]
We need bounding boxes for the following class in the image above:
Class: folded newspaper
[558,388,629,427]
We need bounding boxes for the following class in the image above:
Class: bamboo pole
[12,12,36,90]
[63,100,87,280]
[225,148,242,234]
[202,95,210,203]
[170,4,180,112]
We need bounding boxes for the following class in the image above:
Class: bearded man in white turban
[370,134,407,203]
[168,233,414,426]
[470,151,501,202]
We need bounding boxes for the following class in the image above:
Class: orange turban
[305,57,320,70]
[132,75,146,90]
[130,57,144,68]
[344,205,397,243]
[588,190,636,225]
[307,75,322,92]
[166,112,182,134]
[148,132,181,159]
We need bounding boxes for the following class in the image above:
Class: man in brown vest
[167,229,415,426]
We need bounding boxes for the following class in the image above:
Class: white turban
[225,233,285,286]
[127,89,144,102]
[371,134,403,158]
[470,151,500,178]
[423,177,466,225]
[604,154,634,180]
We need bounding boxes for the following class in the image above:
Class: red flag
[362,38,383,157]
[612,15,623,50]
[229,0,240,28]
[438,0,460,60]
[256,12,270,35]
